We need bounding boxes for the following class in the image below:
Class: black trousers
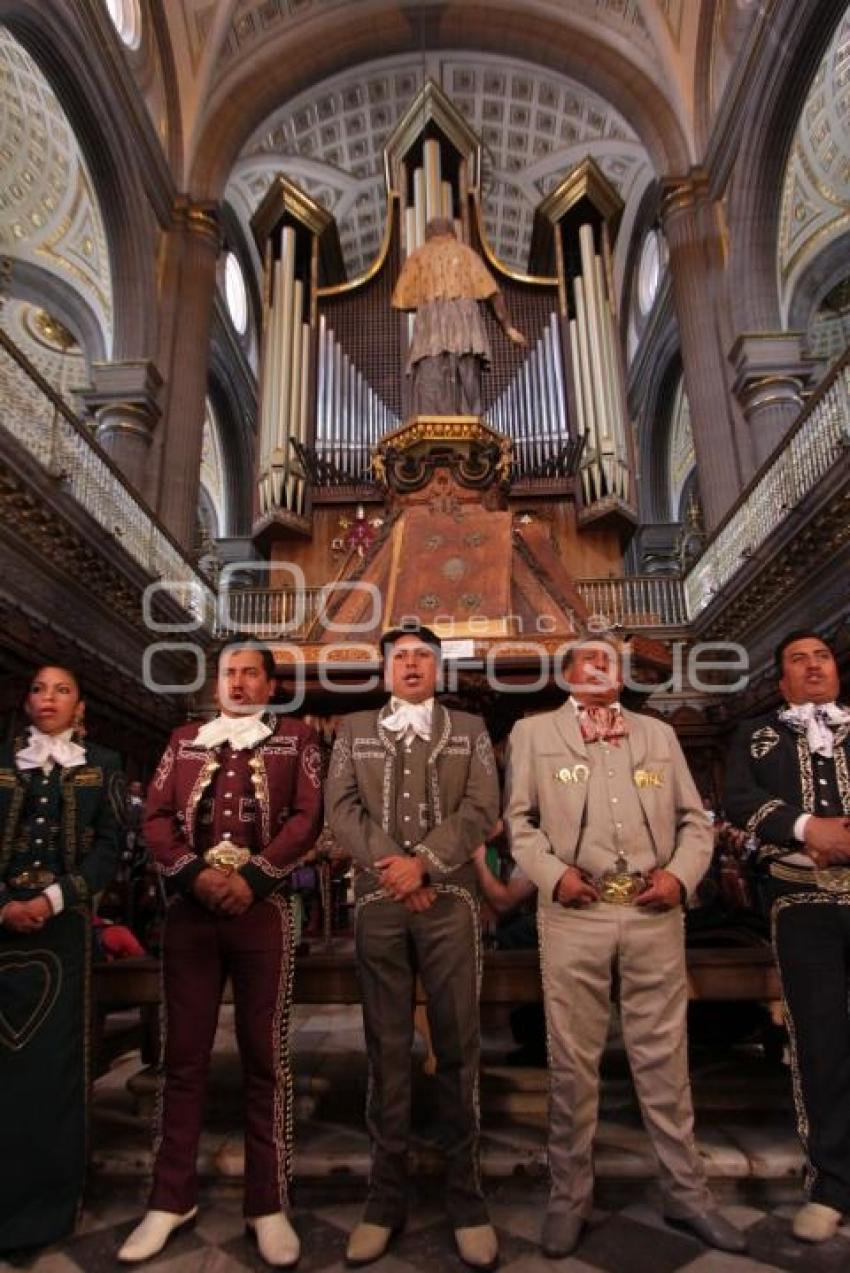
[771,880,850,1211]
[354,883,488,1228]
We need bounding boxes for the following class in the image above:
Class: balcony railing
[576,576,688,629]
[213,575,688,639]
[0,332,213,621]
[215,586,325,639]
[685,350,850,618]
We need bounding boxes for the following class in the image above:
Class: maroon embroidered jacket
[145,716,323,900]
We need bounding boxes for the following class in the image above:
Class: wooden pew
[92,945,781,1075]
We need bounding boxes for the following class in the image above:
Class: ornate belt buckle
[597,852,648,905]
[814,866,850,894]
[203,843,251,874]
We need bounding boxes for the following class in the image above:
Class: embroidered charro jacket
[0,738,124,911]
[724,708,850,863]
[325,702,499,888]
[505,702,713,901]
[145,715,323,900]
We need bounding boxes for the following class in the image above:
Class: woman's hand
[2,897,53,933]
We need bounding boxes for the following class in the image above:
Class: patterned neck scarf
[575,702,628,746]
[779,701,850,759]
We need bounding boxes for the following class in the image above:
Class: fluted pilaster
[152,198,222,549]
[660,173,749,531]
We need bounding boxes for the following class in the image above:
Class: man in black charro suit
[725,630,850,1244]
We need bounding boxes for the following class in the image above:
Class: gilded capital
[659,168,711,231]
[173,196,222,249]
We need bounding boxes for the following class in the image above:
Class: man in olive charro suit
[326,624,500,1270]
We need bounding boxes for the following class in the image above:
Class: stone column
[633,524,683,575]
[660,173,750,531]
[82,361,162,494]
[729,332,819,466]
[151,198,222,551]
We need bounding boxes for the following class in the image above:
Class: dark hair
[214,641,276,681]
[28,664,82,699]
[379,624,441,658]
[775,630,833,678]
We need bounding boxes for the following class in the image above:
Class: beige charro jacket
[504,701,713,903]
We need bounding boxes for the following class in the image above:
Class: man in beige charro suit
[504,637,745,1259]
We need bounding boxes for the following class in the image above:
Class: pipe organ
[314,314,400,483]
[568,223,631,505]
[256,225,311,517]
[250,84,636,557]
[486,312,580,479]
[403,137,462,256]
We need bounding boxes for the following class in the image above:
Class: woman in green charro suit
[0,665,124,1252]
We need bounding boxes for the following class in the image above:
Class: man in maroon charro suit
[119,644,323,1268]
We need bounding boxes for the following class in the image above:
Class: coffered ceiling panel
[227,50,652,277]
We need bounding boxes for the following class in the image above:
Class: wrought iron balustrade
[685,351,850,618]
[215,575,689,639]
[576,575,688,629]
[213,585,325,639]
[0,332,213,623]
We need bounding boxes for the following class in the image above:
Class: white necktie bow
[381,697,433,743]
[193,713,273,752]
[779,701,850,758]
[16,727,87,772]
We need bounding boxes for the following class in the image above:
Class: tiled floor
[4,1182,850,1273]
[4,1002,846,1271]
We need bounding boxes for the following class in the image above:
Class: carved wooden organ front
[249,82,636,631]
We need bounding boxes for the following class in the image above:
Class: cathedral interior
[1,1,850,1269]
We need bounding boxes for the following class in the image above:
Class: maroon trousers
[150,894,294,1216]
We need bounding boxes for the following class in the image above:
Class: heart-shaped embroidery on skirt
[0,950,62,1051]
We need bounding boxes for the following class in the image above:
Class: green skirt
[0,907,90,1252]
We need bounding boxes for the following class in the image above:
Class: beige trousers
[538,901,709,1218]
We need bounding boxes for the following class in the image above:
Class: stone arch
[640,350,684,525]
[0,0,160,358]
[207,349,256,539]
[5,259,108,366]
[724,0,849,335]
[786,230,850,334]
[189,1,691,201]
[629,293,681,525]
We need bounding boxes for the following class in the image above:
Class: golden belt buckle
[203,843,251,874]
[814,866,850,894]
[10,868,57,889]
[597,870,648,905]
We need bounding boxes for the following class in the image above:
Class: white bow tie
[193,713,273,752]
[779,702,850,758]
[382,697,433,743]
[16,727,86,772]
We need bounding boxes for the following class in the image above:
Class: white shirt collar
[16,726,86,773]
[193,711,273,752]
[382,696,434,742]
